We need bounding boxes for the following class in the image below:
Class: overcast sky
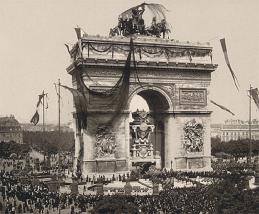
[0,0,258,125]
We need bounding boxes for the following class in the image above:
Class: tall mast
[248,85,252,164]
[43,90,45,133]
[58,79,61,135]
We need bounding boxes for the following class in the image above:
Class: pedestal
[124,181,133,195]
[70,182,79,194]
[153,183,159,195]
[96,183,104,195]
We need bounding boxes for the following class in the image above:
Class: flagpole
[58,79,61,168]
[42,90,46,165]
[43,90,45,133]
[58,79,61,135]
[248,85,252,164]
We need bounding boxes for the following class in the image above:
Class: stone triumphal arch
[67,35,217,176]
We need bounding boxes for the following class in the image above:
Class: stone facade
[211,119,259,142]
[67,35,217,175]
[0,115,23,144]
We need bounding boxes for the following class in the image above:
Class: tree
[0,141,30,158]
[211,138,259,158]
[23,131,74,153]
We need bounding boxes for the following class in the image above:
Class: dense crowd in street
[1,162,258,214]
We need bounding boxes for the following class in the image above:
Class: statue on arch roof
[109,3,171,39]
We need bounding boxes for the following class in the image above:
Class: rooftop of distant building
[0,115,21,128]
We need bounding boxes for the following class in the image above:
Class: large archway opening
[129,88,170,168]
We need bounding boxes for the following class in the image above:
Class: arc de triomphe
[66,35,217,176]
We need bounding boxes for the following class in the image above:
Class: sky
[0,0,258,125]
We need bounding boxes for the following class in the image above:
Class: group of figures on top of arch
[110,4,171,39]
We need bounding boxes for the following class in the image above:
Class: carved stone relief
[162,84,176,99]
[128,83,175,103]
[183,119,204,153]
[179,88,206,105]
[95,125,116,158]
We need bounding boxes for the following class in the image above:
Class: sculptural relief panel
[179,88,207,106]
[135,69,211,81]
[183,119,204,153]
[83,66,211,81]
[95,125,116,159]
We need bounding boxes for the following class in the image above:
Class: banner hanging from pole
[249,88,259,110]
[220,38,240,91]
[210,100,235,116]
[30,110,39,125]
[36,91,44,107]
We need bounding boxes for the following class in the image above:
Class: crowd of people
[1,160,258,214]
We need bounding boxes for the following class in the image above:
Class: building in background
[211,119,259,142]
[0,115,23,144]
[21,123,74,132]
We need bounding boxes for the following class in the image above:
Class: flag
[30,111,39,125]
[60,84,87,130]
[60,85,87,111]
[74,27,81,40]
[249,88,259,110]
[210,100,235,116]
[74,27,83,57]
[220,38,240,91]
[78,40,83,57]
[64,44,71,56]
[36,91,44,107]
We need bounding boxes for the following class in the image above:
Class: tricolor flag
[210,100,235,116]
[30,110,39,125]
[249,88,259,110]
[30,91,46,125]
[220,38,240,91]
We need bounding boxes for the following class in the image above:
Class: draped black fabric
[89,43,113,53]
[73,38,136,131]
[60,84,88,131]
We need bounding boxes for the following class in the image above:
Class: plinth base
[81,158,129,176]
